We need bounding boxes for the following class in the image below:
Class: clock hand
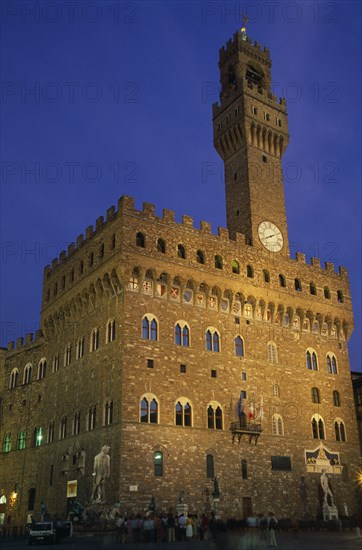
[265,234,275,239]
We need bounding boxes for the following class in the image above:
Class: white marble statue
[92,445,110,502]
[320,470,334,506]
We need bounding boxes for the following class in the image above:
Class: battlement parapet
[43,195,349,284]
[219,31,271,61]
[7,329,44,353]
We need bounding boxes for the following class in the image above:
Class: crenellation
[59,251,66,262]
[200,221,211,233]
[339,266,349,279]
[7,341,14,351]
[16,337,24,349]
[85,225,93,239]
[311,257,321,268]
[182,215,193,228]
[235,232,246,245]
[96,215,104,229]
[106,206,116,221]
[51,258,58,269]
[67,242,75,255]
[218,227,229,239]
[118,195,135,212]
[143,202,155,217]
[296,252,306,263]
[35,329,43,340]
[25,333,33,344]
[325,261,335,272]
[76,234,84,247]
[163,208,175,222]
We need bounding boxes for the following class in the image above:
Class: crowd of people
[113,510,279,545]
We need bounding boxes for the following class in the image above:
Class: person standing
[166,513,175,543]
[268,511,278,547]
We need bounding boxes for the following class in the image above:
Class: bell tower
[213,27,290,255]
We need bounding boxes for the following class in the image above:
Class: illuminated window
[232,260,240,274]
[17,430,27,450]
[2,433,12,453]
[34,427,43,447]
[154,451,163,476]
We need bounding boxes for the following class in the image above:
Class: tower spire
[241,13,248,41]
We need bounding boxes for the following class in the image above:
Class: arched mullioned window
[76,337,85,359]
[64,343,72,366]
[267,342,278,363]
[175,399,192,427]
[279,274,286,287]
[17,430,27,450]
[327,353,337,374]
[2,433,12,453]
[263,269,270,283]
[272,414,283,436]
[232,260,240,274]
[33,427,43,447]
[177,244,186,259]
[273,383,280,397]
[104,400,113,426]
[206,454,214,478]
[196,250,205,264]
[206,328,220,352]
[337,290,344,303]
[306,349,318,370]
[90,328,99,351]
[311,387,320,404]
[241,459,248,479]
[175,322,190,347]
[333,390,341,407]
[157,238,166,253]
[87,406,96,431]
[324,286,331,299]
[9,368,18,389]
[107,319,116,343]
[38,359,47,380]
[310,282,317,295]
[23,363,32,385]
[215,255,223,269]
[311,415,325,440]
[154,451,163,476]
[295,278,302,291]
[142,315,158,341]
[334,419,346,442]
[136,232,145,247]
[140,395,159,424]
[246,265,254,278]
[207,403,223,430]
[235,336,244,357]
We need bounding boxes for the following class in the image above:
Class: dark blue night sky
[1,1,361,371]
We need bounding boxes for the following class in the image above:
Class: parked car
[28,522,56,544]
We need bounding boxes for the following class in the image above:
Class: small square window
[240,390,247,399]
[252,106,257,115]
[242,372,247,381]
[22,399,27,406]
[147,359,154,369]
[38,395,42,403]
[246,320,251,325]
[180,364,187,374]
[234,173,237,180]
[235,317,240,325]
[211,370,217,378]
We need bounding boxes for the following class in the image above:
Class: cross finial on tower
[241,13,248,41]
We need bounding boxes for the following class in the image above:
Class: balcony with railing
[230,421,263,445]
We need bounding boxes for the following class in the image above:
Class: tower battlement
[219,31,270,61]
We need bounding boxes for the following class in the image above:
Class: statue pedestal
[176,502,188,518]
[322,502,338,521]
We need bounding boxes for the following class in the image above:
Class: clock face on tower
[258,221,283,252]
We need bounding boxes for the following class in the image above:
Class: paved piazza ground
[1,530,362,550]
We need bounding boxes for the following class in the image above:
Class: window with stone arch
[38,358,47,380]
[311,414,325,440]
[23,363,32,385]
[215,255,223,269]
[196,250,205,264]
[279,274,286,287]
[52,354,59,373]
[76,337,85,359]
[177,244,186,259]
[206,454,215,478]
[310,282,317,295]
[207,403,223,430]
[333,390,341,407]
[267,341,278,363]
[324,286,331,299]
[306,348,318,371]
[87,405,96,431]
[241,459,248,479]
[9,368,18,389]
[104,400,114,426]
[273,383,280,397]
[2,433,12,453]
[235,336,244,357]
[295,278,302,291]
[175,398,192,427]
[246,264,254,278]
[175,321,190,347]
[337,290,344,303]
[272,414,284,436]
[157,238,166,254]
[205,327,220,352]
[142,314,158,341]
[263,269,270,283]
[311,387,320,404]
[107,319,116,343]
[64,343,72,366]
[232,260,240,274]
[140,394,159,424]
[327,353,337,374]
[154,450,163,476]
[136,232,145,248]
[90,328,99,352]
[17,430,27,450]
[334,418,346,442]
